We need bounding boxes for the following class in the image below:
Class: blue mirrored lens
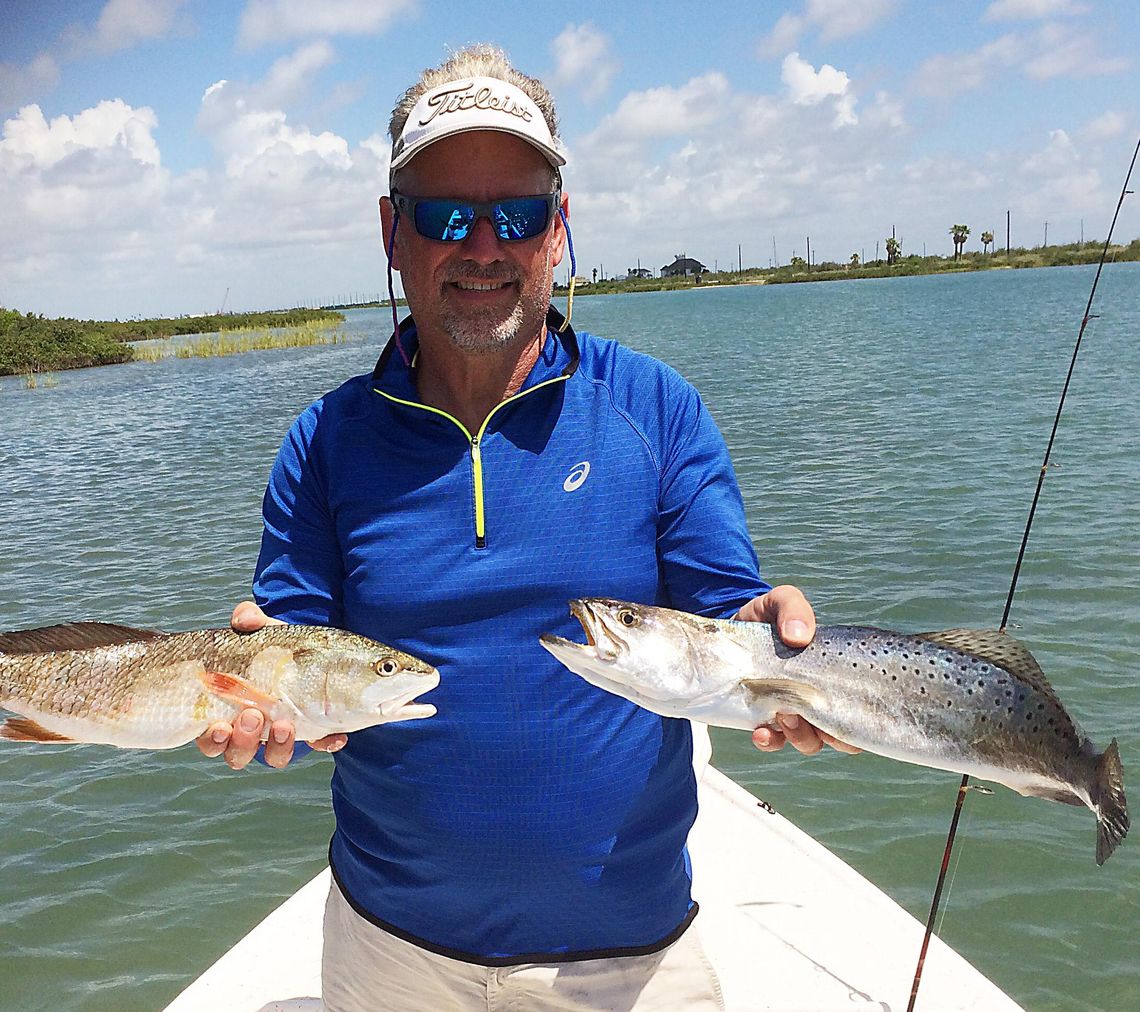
[415,201,475,241]
[493,198,550,240]
[408,196,552,242]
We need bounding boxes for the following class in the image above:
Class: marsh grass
[132,321,346,362]
[20,371,58,389]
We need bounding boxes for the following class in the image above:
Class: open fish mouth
[540,600,607,659]
[375,671,440,721]
[379,686,437,720]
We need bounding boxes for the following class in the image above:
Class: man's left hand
[735,585,861,757]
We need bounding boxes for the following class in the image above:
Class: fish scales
[540,598,1129,864]
[762,626,1088,790]
[0,622,440,749]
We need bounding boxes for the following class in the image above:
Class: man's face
[381,131,567,355]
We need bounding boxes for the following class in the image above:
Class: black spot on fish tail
[1094,739,1129,866]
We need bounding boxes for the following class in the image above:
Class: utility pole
[1043,222,1048,249]
[1006,210,1010,254]
[738,244,742,272]
[771,236,777,268]
[806,236,811,272]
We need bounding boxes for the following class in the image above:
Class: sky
[1,0,1137,320]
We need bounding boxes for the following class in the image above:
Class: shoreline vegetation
[327,238,1140,309]
[0,308,344,377]
[5,239,1137,379]
[556,237,1140,297]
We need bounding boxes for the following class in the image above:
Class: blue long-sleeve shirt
[253,311,767,963]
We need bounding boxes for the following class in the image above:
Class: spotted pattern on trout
[808,626,1087,767]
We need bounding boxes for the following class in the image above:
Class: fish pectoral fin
[0,717,76,743]
[739,678,824,717]
[198,670,284,717]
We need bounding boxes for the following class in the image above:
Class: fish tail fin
[1094,739,1129,865]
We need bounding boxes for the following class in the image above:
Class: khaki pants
[321,880,726,1012]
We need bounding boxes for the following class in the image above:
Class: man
[199,45,853,1010]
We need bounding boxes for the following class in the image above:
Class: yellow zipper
[374,374,569,548]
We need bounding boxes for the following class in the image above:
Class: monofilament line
[906,132,1140,1012]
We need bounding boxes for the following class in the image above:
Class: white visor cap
[390,76,567,174]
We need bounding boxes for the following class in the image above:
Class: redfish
[0,622,438,749]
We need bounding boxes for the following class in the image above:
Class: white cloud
[253,40,337,110]
[912,34,1022,97]
[0,53,59,111]
[1023,23,1130,79]
[1017,128,1101,216]
[1,100,160,170]
[914,23,1128,98]
[781,52,857,126]
[984,0,1088,21]
[238,0,416,48]
[1082,110,1126,141]
[0,39,393,319]
[807,0,899,42]
[759,0,896,56]
[757,13,804,59]
[550,23,617,102]
[82,0,190,54]
[587,72,732,145]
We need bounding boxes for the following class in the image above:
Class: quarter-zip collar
[371,307,580,549]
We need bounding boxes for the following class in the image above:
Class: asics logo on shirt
[563,461,590,492]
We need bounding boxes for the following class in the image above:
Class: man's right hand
[194,601,348,770]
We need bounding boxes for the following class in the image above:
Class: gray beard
[441,297,527,354]
[439,259,552,355]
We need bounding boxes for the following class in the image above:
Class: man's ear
[379,196,400,270]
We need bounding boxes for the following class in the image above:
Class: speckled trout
[0,622,439,749]
[540,599,1129,865]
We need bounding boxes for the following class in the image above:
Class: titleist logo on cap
[418,81,535,126]
[389,74,564,173]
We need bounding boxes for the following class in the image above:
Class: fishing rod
[906,133,1140,1012]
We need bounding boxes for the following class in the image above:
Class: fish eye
[375,658,401,676]
[617,609,639,628]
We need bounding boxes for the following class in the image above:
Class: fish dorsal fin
[0,622,164,655]
[914,628,1056,696]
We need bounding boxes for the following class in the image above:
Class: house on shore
[661,256,708,277]
[625,267,653,280]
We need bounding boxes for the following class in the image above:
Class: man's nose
[459,214,505,261]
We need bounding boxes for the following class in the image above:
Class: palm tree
[849,252,860,268]
[950,224,970,260]
[981,230,994,255]
[885,236,901,265]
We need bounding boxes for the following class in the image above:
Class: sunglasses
[391,191,560,243]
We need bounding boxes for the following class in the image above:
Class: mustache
[442,262,520,284]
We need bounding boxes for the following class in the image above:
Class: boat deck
[165,753,1020,1011]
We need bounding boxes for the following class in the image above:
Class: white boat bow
[166,731,1021,1011]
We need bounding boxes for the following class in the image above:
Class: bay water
[1,264,1137,1009]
